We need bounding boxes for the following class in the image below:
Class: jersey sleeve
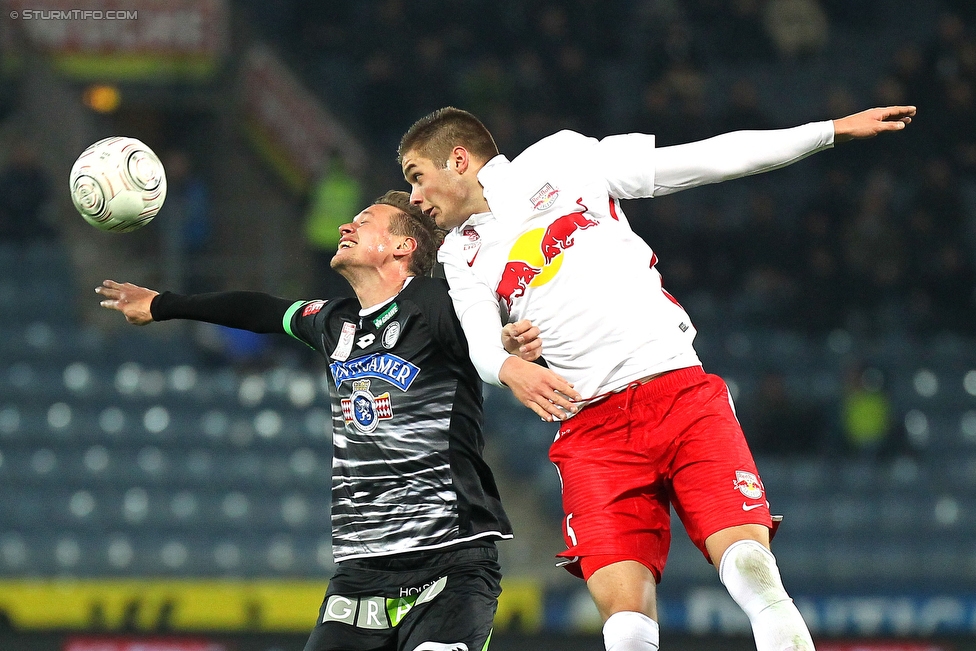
[151,291,294,333]
[456,303,511,387]
[438,242,510,387]
[410,278,469,358]
[524,130,658,201]
[283,299,334,351]
[651,121,835,197]
[591,132,659,199]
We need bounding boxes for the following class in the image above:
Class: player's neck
[467,188,490,217]
[346,266,410,309]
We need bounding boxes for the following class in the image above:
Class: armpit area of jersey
[150,290,293,333]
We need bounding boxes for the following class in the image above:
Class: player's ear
[393,236,417,259]
[451,146,470,174]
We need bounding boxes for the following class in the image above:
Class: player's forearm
[439,245,513,386]
[150,291,293,334]
[458,303,511,387]
[652,121,834,196]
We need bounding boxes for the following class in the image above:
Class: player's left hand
[833,105,916,142]
[501,320,542,361]
[95,279,158,325]
[498,356,581,422]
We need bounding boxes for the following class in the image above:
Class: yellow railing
[0,578,543,633]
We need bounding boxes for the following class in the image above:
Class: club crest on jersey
[531,183,559,210]
[330,352,420,391]
[733,470,764,499]
[461,226,481,266]
[341,380,393,432]
[382,321,401,349]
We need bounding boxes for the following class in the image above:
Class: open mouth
[338,240,356,249]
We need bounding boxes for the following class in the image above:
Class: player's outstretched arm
[96,279,157,325]
[833,106,916,143]
[498,356,581,422]
[502,320,542,361]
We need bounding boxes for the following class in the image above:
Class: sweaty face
[331,204,399,274]
[401,151,471,231]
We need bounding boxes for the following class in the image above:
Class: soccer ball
[69,136,167,233]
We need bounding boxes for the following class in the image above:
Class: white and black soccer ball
[69,136,167,233]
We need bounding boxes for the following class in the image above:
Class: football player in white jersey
[399,105,914,651]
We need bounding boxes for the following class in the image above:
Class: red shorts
[549,366,771,582]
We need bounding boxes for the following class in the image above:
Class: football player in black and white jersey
[96,190,514,651]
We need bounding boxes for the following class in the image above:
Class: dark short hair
[373,190,442,276]
[398,107,499,167]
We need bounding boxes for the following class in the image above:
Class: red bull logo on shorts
[494,197,598,310]
[733,470,765,500]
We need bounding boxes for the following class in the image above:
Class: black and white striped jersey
[285,276,513,562]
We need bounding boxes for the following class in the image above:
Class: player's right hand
[502,319,542,361]
[95,279,158,326]
[833,105,916,142]
[498,356,581,422]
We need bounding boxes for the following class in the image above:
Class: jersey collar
[359,276,414,317]
[477,153,510,188]
[459,154,510,229]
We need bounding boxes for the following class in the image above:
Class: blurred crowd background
[245,0,976,340]
[1,0,976,642]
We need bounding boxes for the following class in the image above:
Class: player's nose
[409,186,425,207]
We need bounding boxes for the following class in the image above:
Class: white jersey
[440,123,835,400]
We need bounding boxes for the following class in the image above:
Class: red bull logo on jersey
[530,182,559,210]
[540,198,597,263]
[496,260,543,311]
[495,197,598,311]
[733,470,765,500]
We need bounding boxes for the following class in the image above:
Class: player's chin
[434,211,459,230]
